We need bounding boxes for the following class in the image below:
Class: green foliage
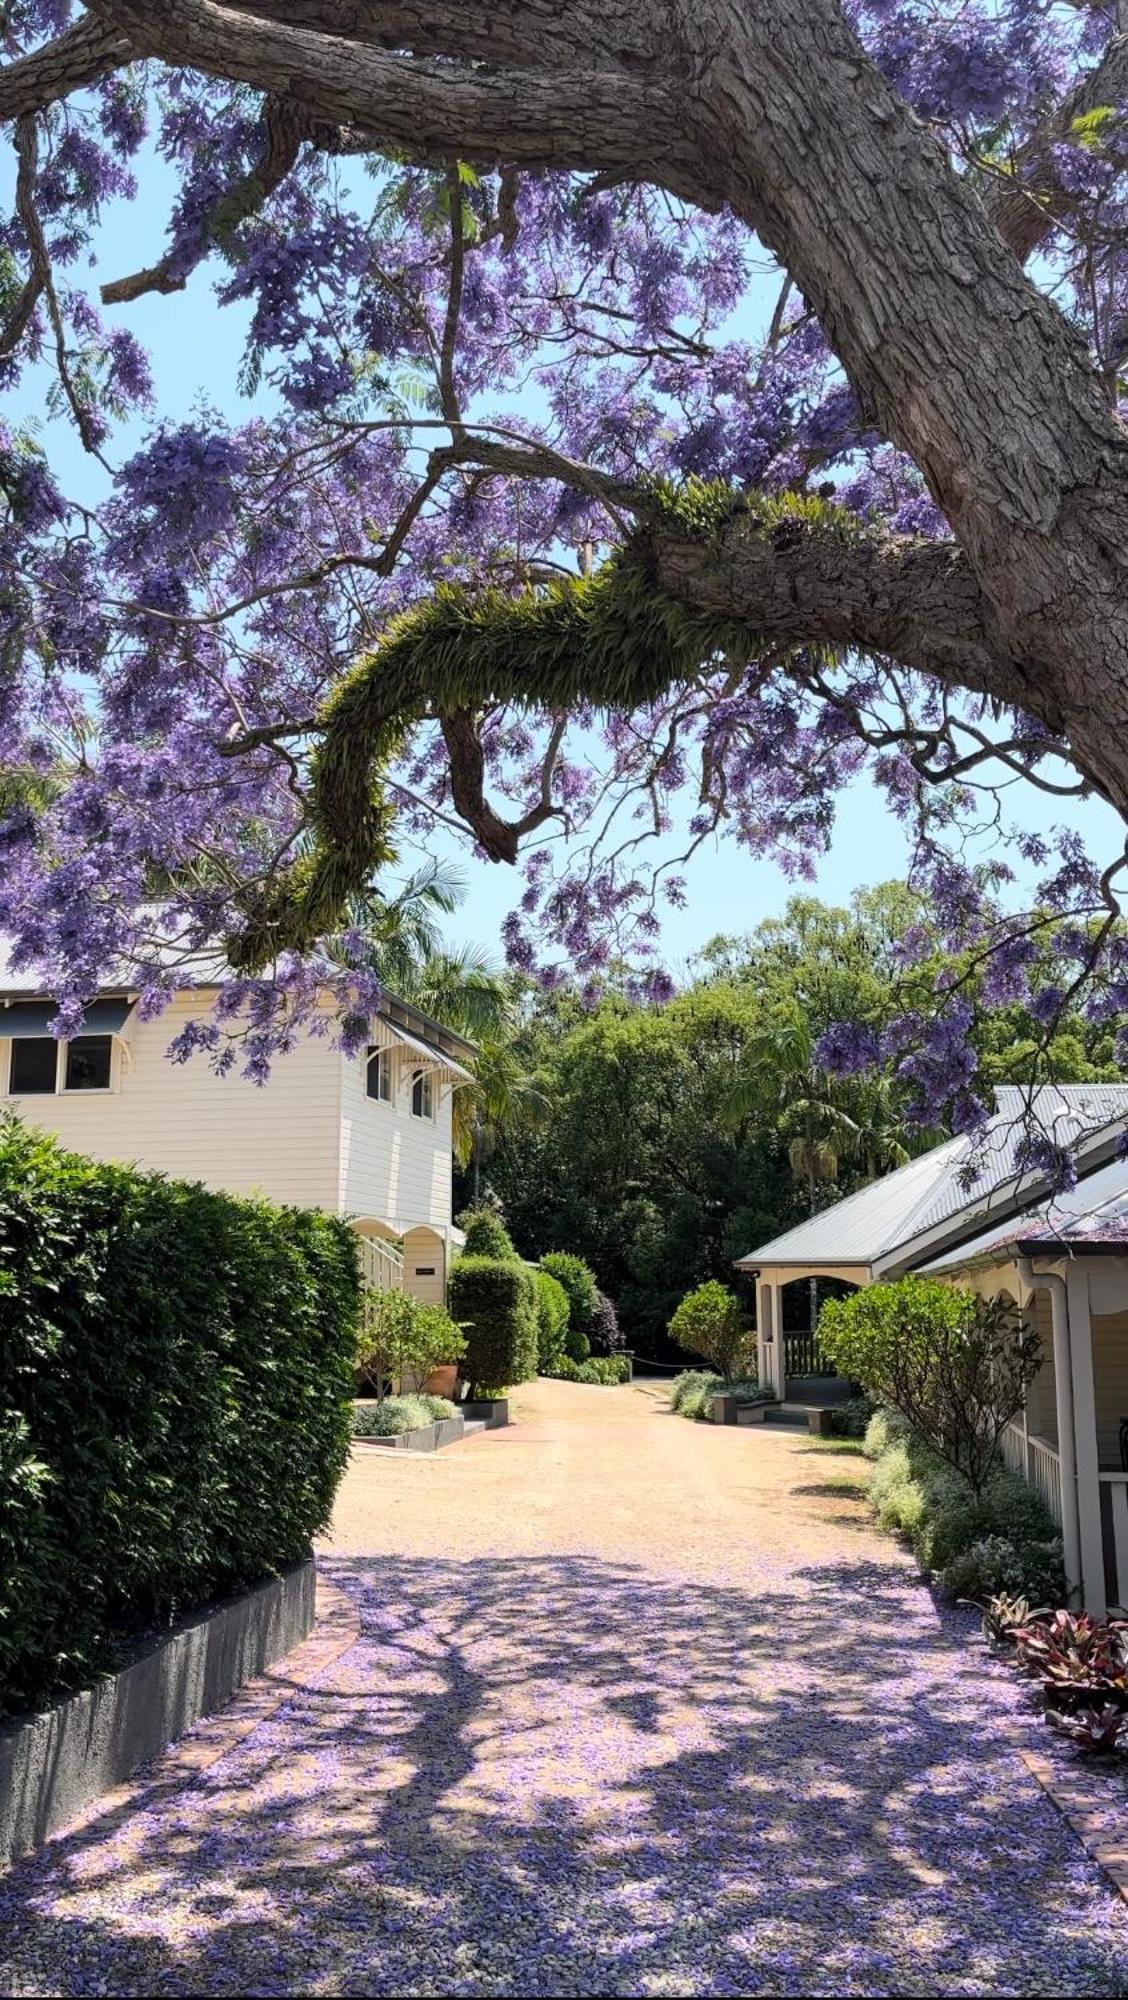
[355,1288,466,1396]
[420,1394,459,1421]
[448,1253,538,1394]
[547,1354,632,1385]
[564,1323,591,1364]
[0,1117,359,1718]
[533,1268,570,1371]
[458,1207,519,1260]
[669,1368,771,1418]
[864,1410,1064,1601]
[352,1394,437,1437]
[823,1394,878,1439]
[669,1280,752,1381]
[540,1250,598,1328]
[819,1278,1041,1496]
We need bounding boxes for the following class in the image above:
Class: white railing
[359,1234,404,1296]
[1002,1417,1063,1527]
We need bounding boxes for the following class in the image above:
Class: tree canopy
[1,3,1127,1147]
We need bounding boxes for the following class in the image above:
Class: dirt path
[3,1378,1128,1995]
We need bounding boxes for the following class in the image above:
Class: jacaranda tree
[1,3,1127,1166]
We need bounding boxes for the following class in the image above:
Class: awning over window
[0,997,135,1038]
[387,1022,474,1084]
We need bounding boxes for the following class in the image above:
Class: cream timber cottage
[0,965,475,1306]
[736,1085,1128,1614]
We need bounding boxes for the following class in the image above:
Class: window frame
[410,1067,435,1122]
[365,1045,394,1104]
[4,1033,118,1097]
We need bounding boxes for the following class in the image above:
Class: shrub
[541,1250,598,1329]
[352,1395,436,1437]
[420,1394,459,1421]
[669,1368,724,1419]
[448,1254,538,1394]
[547,1354,631,1385]
[864,1407,1064,1601]
[819,1278,1041,1496]
[669,1280,753,1381]
[565,1323,591,1364]
[588,1288,624,1355]
[824,1394,877,1439]
[534,1268,570,1372]
[0,1117,359,1719]
[356,1289,466,1396]
[458,1207,519,1261]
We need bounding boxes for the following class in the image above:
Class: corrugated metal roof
[736,1085,1128,1273]
[920,1153,1128,1269]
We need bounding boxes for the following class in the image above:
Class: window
[65,1035,112,1091]
[9,1037,57,1094]
[366,1046,393,1102]
[411,1068,434,1120]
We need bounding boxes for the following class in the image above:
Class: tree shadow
[1,1549,1127,1995]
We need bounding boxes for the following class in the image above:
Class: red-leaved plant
[1014,1611,1128,1707]
[1046,1704,1128,1756]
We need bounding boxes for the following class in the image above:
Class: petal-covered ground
[3,1378,1128,1996]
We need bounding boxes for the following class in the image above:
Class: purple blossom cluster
[0,5,1123,1103]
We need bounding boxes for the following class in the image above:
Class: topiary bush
[0,1116,359,1720]
[564,1323,591,1364]
[541,1250,598,1329]
[533,1267,570,1373]
[448,1254,538,1394]
[458,1206,519,1261]
[588,1288,624,1355]
[669,1280,753,1380]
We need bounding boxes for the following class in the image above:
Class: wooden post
[1067,1265,1106,1616]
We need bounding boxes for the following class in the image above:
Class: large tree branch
[0,15,132,121]
[984,34,1128,264]
[86,1,686,181]
[218,2,647,72]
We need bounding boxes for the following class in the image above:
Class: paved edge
[1020,1746,1128,1902]
[0,1564,359,1873]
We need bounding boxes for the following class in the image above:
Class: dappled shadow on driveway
[2,1549,1128,1996]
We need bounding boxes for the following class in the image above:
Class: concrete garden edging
[0,1555,316,1870]
[354,1411,467,1452]
[462,1397,510,1428]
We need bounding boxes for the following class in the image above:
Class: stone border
[1019,1744,1128,1902]
[353,1411,467,1452]
[0,1555,328,1870]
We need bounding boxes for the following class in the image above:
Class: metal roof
[920,1153,1128,1270]
[736,1085,1128,1275]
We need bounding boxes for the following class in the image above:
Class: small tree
[669,1281,753,1383]
[817,1279,1042,1497]
[356,1291,466,1401]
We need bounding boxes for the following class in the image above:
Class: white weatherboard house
[736,1085,1128,1614]
[0,966,475,1306]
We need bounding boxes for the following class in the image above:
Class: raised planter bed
[0,1555,315,1869]
[711,1394,772,1426]
[461,1397,510,1429]
[354,1411,466,1452]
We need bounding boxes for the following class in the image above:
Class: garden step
[762,1404,811,1428]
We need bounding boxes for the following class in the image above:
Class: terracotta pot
[422,1363,459,1398]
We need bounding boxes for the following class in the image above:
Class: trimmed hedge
[548,1354,631,1385]
[458,1207,519,1260]
[533,1267,570,1372]
[0,1117,359,1719]
[540,1251,598,1329]
[448,1253,538,1394]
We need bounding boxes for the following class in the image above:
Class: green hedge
[547,1354,631,1385]
[533,1267,570,1372]
[0,1117,360,1718]
[448,1253,538,1394]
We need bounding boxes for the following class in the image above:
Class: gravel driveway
[3,1377,1128,1996]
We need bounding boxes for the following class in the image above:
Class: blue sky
[14,143,1125,976]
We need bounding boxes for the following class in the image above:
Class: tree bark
[18,2,1128,820]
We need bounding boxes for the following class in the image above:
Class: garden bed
[353,1411,468,1452]
[0,1556,315,1868]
